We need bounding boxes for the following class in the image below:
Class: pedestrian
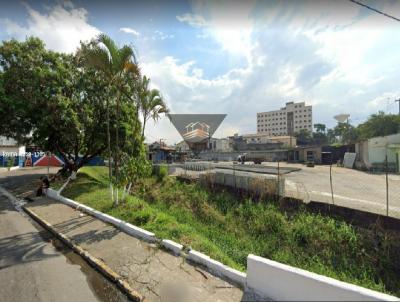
[36,176,50,196]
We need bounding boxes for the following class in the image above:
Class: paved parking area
[265,162,400,219]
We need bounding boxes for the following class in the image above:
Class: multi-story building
[257,101,313,136]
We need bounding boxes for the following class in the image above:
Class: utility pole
[395,98,400,116]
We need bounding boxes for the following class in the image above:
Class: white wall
[368,133,400,164]
[246,255,398,301]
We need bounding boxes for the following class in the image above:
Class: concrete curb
[22,205,145,302]
[161,239,183,255]
[187,250,246,288]
[47,189,156,243]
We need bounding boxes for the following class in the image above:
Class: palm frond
[97,34,120,71]
[79,43,112,76]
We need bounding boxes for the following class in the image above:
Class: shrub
[153,164,168,181]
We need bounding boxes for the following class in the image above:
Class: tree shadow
[0,230,58,270]
[70,228,120,245]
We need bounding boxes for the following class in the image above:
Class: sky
[1,0,400,144]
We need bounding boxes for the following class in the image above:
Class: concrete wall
[298,146,322,163]
[355,140,370,169]
[0,145,26,156]
[200,171,284,196]
[246,255,398,301]
[368,133,400,164]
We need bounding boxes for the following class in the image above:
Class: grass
[62,166,400,296]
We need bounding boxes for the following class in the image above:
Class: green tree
[313,123,328,145]
[356,111,400,140]
[295,129,313,145]
[79,34,139,204]
[138,75,168,139]
[0,38,119,172]
[333,123,358,144]
[314,123,326,134]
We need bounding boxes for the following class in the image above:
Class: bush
[153,164,168,181]
[6,157,15,170]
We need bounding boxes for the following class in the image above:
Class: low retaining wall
[200,171,285,196]
[246,254,398,301]
[187,250,246,287]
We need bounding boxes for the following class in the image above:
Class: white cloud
[152,30,174,40]
[120,27,140,36]
[176,13,207,27]
[176,2,256,64]
[2,2,100,53]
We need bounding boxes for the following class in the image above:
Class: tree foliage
[356,112,400,140]
[137,75,168,139]
[0,37,143,173]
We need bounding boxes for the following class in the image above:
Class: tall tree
[138,76,168,139]
[314,123,326,134]
[334,123,358,144]
[0,37,128,172]
[79,34,139,204]
[357,111,400,139]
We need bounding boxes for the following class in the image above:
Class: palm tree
[79,34,139,205]
[138,76,168,140]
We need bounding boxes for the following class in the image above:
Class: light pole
[395,98,400,116]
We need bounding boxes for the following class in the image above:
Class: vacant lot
[271,162,400,218]
[60,166,400,296]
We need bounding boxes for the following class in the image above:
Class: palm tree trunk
[106,99,113,202]
[114,91,120,206]
[141,118,147,140]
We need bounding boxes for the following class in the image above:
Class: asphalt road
[0,167,128,302]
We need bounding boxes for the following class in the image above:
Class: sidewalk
[24,197,251,302]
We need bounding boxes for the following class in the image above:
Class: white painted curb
[9,166,20,171]
[187,250,246,287]
[246,254,399,301]
[47,188,156,243]
[161,239,183,255]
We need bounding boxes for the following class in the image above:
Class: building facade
[257,102,313,136]
[355,133,400,172]
[241,133,297,147]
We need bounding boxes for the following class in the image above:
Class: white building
[242,133,297,146]
[257,101,313,136]
[355,133,400,172]
[0,136,25,157]
[210,138,232,152]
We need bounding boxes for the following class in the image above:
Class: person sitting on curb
[36,176,50,197]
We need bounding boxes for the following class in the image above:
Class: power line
[349,0,400,22]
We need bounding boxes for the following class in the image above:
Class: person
[36,176,50,197]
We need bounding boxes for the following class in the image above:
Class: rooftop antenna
[334,114,350,124]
